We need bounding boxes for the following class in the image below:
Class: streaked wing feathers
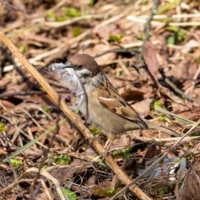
[98,81,147,128]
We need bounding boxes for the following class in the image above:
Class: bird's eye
[76,65,82,70]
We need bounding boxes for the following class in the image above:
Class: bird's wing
[98,79,147,129]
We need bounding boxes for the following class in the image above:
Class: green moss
[18,44,28,53]
[167,26,187,45]
[151,101,163,110]
[74,109,80,114]
[137,33,143,40]
[52,154,71,164]
[47,12,55,19]
[61,7,80,17]
[10,159,22,168]
[195,58,200,64]
[73,28,81,37]
[0,124,6,132]
[56,16,68,21]
[109,34,123,42]
[158,114,167,121]
[89,127,101,136]
[42,105,51,114]
[92,185,118,198]
[113,147,134,159]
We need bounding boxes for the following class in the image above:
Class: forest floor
[1,0,200,199]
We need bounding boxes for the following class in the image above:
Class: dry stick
[0,90,70,99]
[111,119,200,200]
[140,0,160,88]
[143,0,161,43]
[162,73,200,105]
[0,32,151,200]
[0,0,34,14]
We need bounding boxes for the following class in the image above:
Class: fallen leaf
[49,159,89,185]
[181,39,199,54]
[80,43,116,66]
[0,100,15,111]
[143,41,160,76]
[178,106,200,122]
[132,98,153,117]
[93,24,122,40]
[119,84,145,101]
[177,169,200,200]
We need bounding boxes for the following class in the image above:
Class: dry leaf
[143,41,160,76]
[132,98,153,117]
[49,159,88,185]
[177,169,200,200]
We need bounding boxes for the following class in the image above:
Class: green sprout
[61,7,80,17]
[158,114,167,121]
[109,34,123,42]
[11,159,22,168]
[151,101,163,111]
[73,28,81,37]
[61,188,77,200]
[0,124,6,132]
[89,127,101,136]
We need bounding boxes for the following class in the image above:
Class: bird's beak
[63,62,74,68]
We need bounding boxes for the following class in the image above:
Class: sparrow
[51,54,180,153]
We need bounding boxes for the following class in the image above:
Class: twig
[131,64,147,77]
[139,0,160,87]
[143,0,161,44]
[0,0,34,14]
[93,48,133,59]
[0,179,34,195]
[189,65,200,95]
[139,13,200,19]
[44,14,103,28]
[95,5,135,29]
[5,156,18,181]
[160,70,200,105]
[30,96,62,200]
[0,90,70,99]
[128,16,200,27]
[111,42,135,55]
[0,31,152,200]
[0,115,47,148]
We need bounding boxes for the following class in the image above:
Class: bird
[52,53,180,155]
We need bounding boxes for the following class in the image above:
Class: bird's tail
[143,119,180,137]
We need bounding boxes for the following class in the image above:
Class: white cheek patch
[48,63,85,110]
[99,97,114,101]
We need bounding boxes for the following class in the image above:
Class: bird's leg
[102,139,113,161]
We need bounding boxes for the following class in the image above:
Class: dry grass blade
[2,118,66,163]
[0,179,34,196]
[44,14,103,28]
[0,31,152,200]
[26,168,67,200]
[155,105,200,128]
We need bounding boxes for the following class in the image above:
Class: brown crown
[69,54,100,76]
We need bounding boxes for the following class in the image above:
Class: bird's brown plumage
[65,53,180,139]
[69,54,100,76]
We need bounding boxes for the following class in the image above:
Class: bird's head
[64,54,100,82]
